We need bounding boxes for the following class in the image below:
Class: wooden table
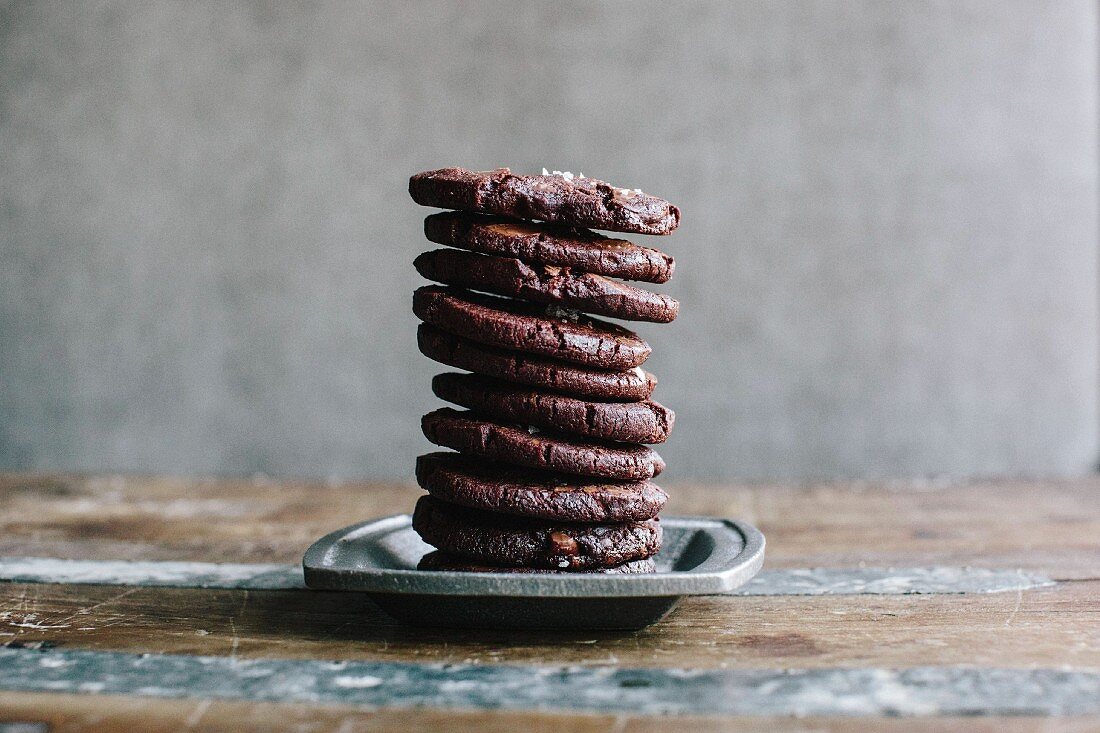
[0,473,1096,731]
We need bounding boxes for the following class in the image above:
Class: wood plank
[1,474,1096,577]
[4,692,1098,733]
[1,647,1098,717]
[2,581,1096,670]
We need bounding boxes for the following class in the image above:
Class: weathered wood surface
[0,581,1096,669]
[5,692,1100,733]
[0,474,1096,576]
[0,649,1097,716]
[0,473,1097,731]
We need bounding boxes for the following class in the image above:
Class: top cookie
[409,167,681,236]
[424,212,675,283]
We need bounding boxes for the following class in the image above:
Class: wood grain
[1,581,1096,670]
[6,692,1100,733]
[1,647,1097,717]
[0,474,1097,576]
[0,473,1097,729]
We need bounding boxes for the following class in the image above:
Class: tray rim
[302,514,765,598]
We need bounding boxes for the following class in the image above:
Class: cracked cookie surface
[423,211,675,283]
[413,286,651,370]
[410,167,680,235]
[417,324,657,402]
[432,373,674,444]
[412,495,663,569]
[415,248,679,323]
[421,408,666,480]
[416,452,667,522]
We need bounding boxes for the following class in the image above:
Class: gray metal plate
[302,515,765,630]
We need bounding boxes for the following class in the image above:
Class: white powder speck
[543,170,581,181]
[334,675,384,689]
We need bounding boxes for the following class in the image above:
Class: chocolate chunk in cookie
[424,212,675,283]
[432,373,674,444]
[418,325,656,402]
[412,495,662,569]
[415,249,679,323]
[421,408,665,480]
[416,452,667,522]
[413,286,651,370]
[409,167,680,235]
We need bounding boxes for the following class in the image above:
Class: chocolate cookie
[418,550,656,574]
[418,325,657,402]
[432,373,674,444]
[413,286,651,370]
[424,212,675,283]
[414,249,679,323]
[411,495,662,569]
[421,408,666,479]
[409,167,681,235]
[416,452,667,522]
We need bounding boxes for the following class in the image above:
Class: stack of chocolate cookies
[407,167,680,574]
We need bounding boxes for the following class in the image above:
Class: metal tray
[303,515,765,630]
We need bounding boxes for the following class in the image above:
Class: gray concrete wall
[1,1,1096,481]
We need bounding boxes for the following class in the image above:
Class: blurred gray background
[1,1,1097,481]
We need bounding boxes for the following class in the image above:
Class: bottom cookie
[412,495,662,570]
[417,550,656,574]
